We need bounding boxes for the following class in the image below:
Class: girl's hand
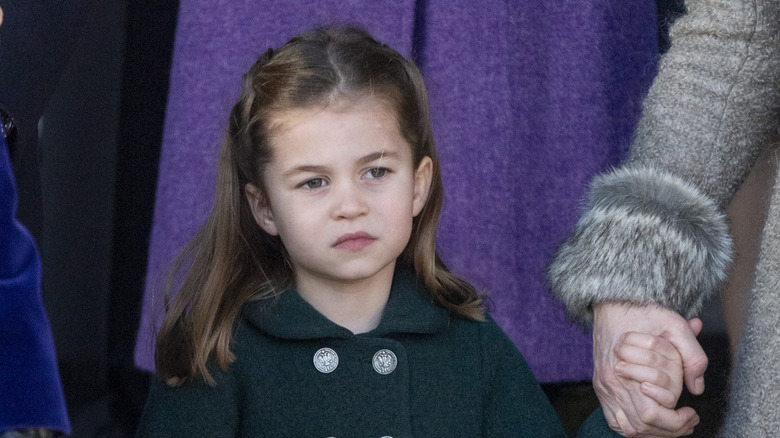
[593,304,703,437]
[613,331,686,409]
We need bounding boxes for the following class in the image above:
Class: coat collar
[243,269,450,340]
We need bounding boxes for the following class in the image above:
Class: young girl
[136,26,683,437]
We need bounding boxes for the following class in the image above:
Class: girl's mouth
[333,232,376,251]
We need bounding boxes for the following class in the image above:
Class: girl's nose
[331,182,369,219]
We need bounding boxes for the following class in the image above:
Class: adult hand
[592,302,707,437]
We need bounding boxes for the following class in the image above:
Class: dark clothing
[137,271,614,437]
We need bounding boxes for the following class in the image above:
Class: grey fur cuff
[549,166,733,325]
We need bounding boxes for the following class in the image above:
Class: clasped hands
[593,303,708,437]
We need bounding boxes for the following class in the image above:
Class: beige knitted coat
[549,0,780,434]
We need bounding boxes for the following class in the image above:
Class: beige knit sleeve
[549,0,780,323]
[628,0,780,206]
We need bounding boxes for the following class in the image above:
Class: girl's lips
[333,232,376,251]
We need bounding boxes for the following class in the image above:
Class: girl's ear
[245,183,279,236]
[412,156,433,217]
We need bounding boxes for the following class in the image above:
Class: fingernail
[695,377,705,393]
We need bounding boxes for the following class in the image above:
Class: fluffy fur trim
[549,166,733,325]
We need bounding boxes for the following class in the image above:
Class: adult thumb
[688,317,704,336]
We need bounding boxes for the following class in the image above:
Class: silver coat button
[372,349,397,374]
[313,347,339,373]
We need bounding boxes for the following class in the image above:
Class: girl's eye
[365,167,389,180]
[301,178,326,189]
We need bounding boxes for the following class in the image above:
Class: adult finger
[597,368,690,437]
[662,323,708,395]
[639,381,677,409]
[615,361,676,407]
[616,332,681,364]
[625,381,700,436]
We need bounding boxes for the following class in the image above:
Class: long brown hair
[155,25,484,385]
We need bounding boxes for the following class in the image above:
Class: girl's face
[246,97,432,292]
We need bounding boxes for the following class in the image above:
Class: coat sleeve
[478,317,567,437]
[0,130,70,434]
[576,407,623,438]
[548,0,780,323]
[135,368,241,438]
[479,317,620,436]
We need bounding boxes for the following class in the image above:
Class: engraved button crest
[372,349,397,374]
[313,347,339,373]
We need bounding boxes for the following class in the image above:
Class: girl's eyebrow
[282,164,328,178]
[359,150,399,165]
[282,150,401,177]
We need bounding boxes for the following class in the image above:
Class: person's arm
[549,0,780,435]
[1,126,70,434]
[478,317,568,437]
[136,370,240,438]
[549,169,725,436]
[477,317,621,437]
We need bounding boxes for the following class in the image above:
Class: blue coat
[0,128,69,434]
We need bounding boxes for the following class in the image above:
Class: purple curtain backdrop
[422,1,658,381]
[135,0,658,383]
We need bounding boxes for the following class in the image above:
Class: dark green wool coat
[137,271,615,437]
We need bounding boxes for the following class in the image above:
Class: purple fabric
[135,1,658,383]
[1,130,70,434]
[423,1,658,381]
